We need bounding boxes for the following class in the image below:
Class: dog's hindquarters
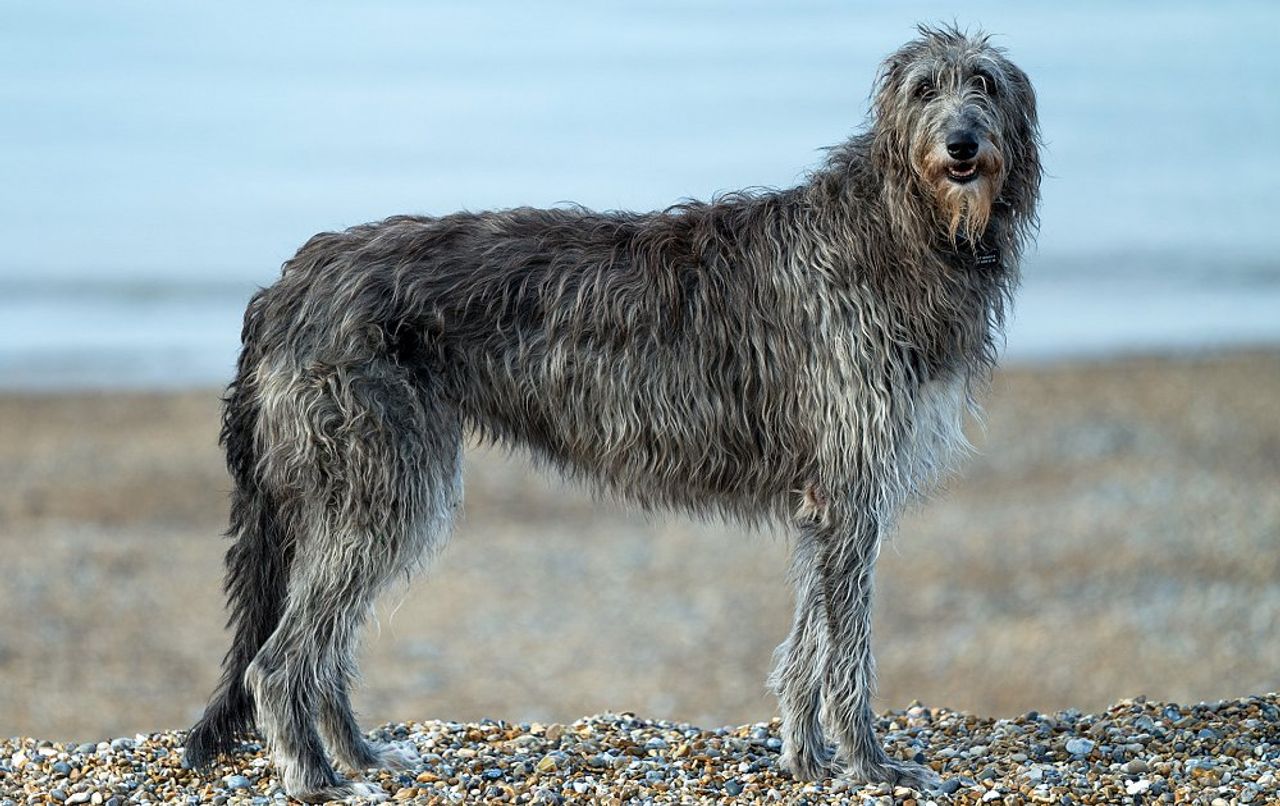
[186,266,462,799]
[241,348,461,800]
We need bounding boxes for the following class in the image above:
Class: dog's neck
[946,228,1004,272]
[799,137,1021,384]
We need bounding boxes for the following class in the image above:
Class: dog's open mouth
[946,161,979,183]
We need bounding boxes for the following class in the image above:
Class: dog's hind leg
[317,424,462,777]
[317,681,419,774]
[246,361,461,803]
[769,524,835,781]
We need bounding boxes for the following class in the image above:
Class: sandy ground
[0,351,1277,744]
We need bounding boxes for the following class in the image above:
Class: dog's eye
[973,71,996,96]
[913,79,935,100]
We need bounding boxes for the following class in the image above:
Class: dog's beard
[934,178,996,242]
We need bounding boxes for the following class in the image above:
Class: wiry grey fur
[184,26,1040,801]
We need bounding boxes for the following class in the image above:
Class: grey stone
[223,774,252,790]
[1065,738,1095,756]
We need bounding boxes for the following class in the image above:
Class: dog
[184,24,1040,801]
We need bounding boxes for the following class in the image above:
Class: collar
[951,234,1000,270]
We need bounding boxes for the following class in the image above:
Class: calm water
[2,1,1278,388]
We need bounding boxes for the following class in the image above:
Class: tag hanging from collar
[953,234,1000,269]
[973,248,1000,268]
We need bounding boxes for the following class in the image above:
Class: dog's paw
[372,741,420,771]
[291,779,389,803]
[333,740,421,775]
[842,755,941,792]
[778,743,837,782]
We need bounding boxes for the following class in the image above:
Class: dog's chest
[901,374,970,493]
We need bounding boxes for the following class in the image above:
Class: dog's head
[872,25,1041,243]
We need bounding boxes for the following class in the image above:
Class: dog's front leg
[815,496,941,792]
[769,525,836,780]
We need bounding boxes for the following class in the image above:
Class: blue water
[2,1,1278,388]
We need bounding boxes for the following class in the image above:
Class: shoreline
[4,343,1280,397]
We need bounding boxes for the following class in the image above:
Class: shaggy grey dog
[185,25,1040,802]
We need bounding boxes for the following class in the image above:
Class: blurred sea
[2,1,1278,389]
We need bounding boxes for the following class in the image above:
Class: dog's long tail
[185,293,293,769]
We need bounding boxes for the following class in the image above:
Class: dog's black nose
[946,132,979,161]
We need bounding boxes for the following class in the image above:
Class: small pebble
[1065,737,1095,755]
[1126,779,1151,795]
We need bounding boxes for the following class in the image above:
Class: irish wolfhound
[185,25,1040,801]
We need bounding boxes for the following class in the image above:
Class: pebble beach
[3,695,1279,804]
